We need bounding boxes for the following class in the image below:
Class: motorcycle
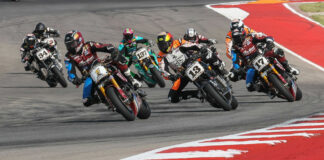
[130,47,165,88]
[31,44,67,88]
[84,58,151,121]
[166,47,238,111]
[246,43,302,102]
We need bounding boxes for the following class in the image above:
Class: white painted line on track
[283,2,324,28]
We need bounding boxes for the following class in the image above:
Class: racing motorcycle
[30,43,67,88]
[246,43,302,102]
[166,46,238,111]
[84,58,151,121]
[130,47,165,88]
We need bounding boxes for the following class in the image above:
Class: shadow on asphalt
[62,119,126,123]
[152,109,223,114]
[0,86,51,88]
[6,72,33,75]
[239,100,287,104]
[235,94,268,97]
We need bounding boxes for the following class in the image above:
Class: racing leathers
[180,34,217,45]
[226,27,255,80]
[33,26,60,40]
[65,42,140,106]
[118,35,153,66]
[232,32,298,92]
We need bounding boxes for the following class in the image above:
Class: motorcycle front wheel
[52,67,67,88]
[268,74,294,102]
[204,83,232,111]
[106,87,135,121]
[151,67,166,88]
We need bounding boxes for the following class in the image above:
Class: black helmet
[232,28,246,45]
[157,32,174,53]
[24,34,37,49]
[64,30,84,55]
[34,22,46,37]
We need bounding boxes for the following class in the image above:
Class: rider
[118,28,155,81]
[20,34,37,71]
[33,22,60,40]
[64,30,142,107]
[231,28,299,92]
[225,19,255,81]
[157,32,226,103]
[33,22,61,60]
[181,28,217,44]
[118,28,153,66]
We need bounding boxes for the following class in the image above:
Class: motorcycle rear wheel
[296,86,302,101]
[137,99,151,119]
[46,80,57,88]
[231,96,238,110]
[106,87,135,121]
[268,74,294,102]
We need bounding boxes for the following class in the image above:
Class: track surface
[0,0,323,159]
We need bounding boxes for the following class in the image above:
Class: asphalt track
[0,0,323,159]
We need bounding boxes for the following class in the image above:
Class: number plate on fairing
[90,64,109,83]
[252,56,269,71]
[166,49,187,69]
[185,61,205,81]
[36,48,51,61]
[135,48,150,61]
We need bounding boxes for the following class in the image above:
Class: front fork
[98,75,139,115]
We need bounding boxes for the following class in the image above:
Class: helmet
[157,32,174,53]
[34,22,46,37]
[24,34,37,49]
[64,30,84,55]
[230,19,244,31]
[232,28,246,45]
[123,28,134,43]
[183,28,197,42]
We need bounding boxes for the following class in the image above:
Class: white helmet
[184,28,197,42]
[230,19,244,31]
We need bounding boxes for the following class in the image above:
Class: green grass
[312,15,324,25]
[300,2,324,12]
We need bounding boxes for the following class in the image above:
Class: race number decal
[36,49,50,61]
[252,56,269,71]
[185,61,205,81]
[135,48,150,60]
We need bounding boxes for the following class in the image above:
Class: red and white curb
[206,1,324,72]
[123,113,324,160]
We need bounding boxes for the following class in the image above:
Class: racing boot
[83,96,100,107]
[285,65,300,75]
[124,69,142,89]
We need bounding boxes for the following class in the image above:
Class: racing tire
[106,87,135,121]
[52,67,67,88]
[231,96,238,110]
[296,86,302,101]
[204,83,232,111]
[151,67,166,88]
[46,80,57,88]
[268,74,294,102]
[137,99,151,119]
